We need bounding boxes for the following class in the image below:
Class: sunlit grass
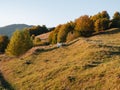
[0,28,120,90]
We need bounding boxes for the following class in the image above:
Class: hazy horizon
[0,0,120,27]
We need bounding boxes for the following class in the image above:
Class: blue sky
[0,0,120,27]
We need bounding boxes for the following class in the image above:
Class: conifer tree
[6,30,33,56]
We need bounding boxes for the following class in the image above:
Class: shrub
[34,37,41,43]
[0,35,9,53]
[6,30,33,56]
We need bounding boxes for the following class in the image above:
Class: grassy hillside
[0,72,14,90]
[0,28,120,90]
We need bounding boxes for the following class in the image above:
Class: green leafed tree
[6,30,33,56]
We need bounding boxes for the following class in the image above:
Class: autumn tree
[57,22,74,43]
[49,25,62,44]
[91,11,110,31]
[91,12,102,22]
[95,18,109,32]
[0,35,9,53]
[6,30,33,56]
[75,15,94,36]
[101,11,110,19]
[91,11,110,22]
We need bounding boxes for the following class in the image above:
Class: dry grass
[35,32,50,42]
[0,28,120,90]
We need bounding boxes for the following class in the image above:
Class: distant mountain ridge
[0,24,33,37]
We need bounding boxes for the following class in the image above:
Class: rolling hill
[0,28,120,90]
[0,24,33,37]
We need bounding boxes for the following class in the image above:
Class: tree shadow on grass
[93,28,120,36]
[0,72,14,90]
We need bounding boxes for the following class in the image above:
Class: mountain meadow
[0,11,120,90]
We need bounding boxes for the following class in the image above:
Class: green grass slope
[0,28,120,90]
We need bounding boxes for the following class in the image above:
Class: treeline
[26,25,49,36]
[49,11,120,44]
[0,11,120,56]
[0,25,53,56]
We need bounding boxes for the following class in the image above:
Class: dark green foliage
[0,35,9,53]
[6,30,33,56]
[101,11,110,19]
[26,25,49,36]
[110,12,120,28]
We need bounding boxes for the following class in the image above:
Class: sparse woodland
[0,11,120,90]
[0,11,120,56]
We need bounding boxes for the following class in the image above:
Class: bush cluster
[49,15,94,44]
[49,11,120,44]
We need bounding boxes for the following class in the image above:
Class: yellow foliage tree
[6,30,33,56]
